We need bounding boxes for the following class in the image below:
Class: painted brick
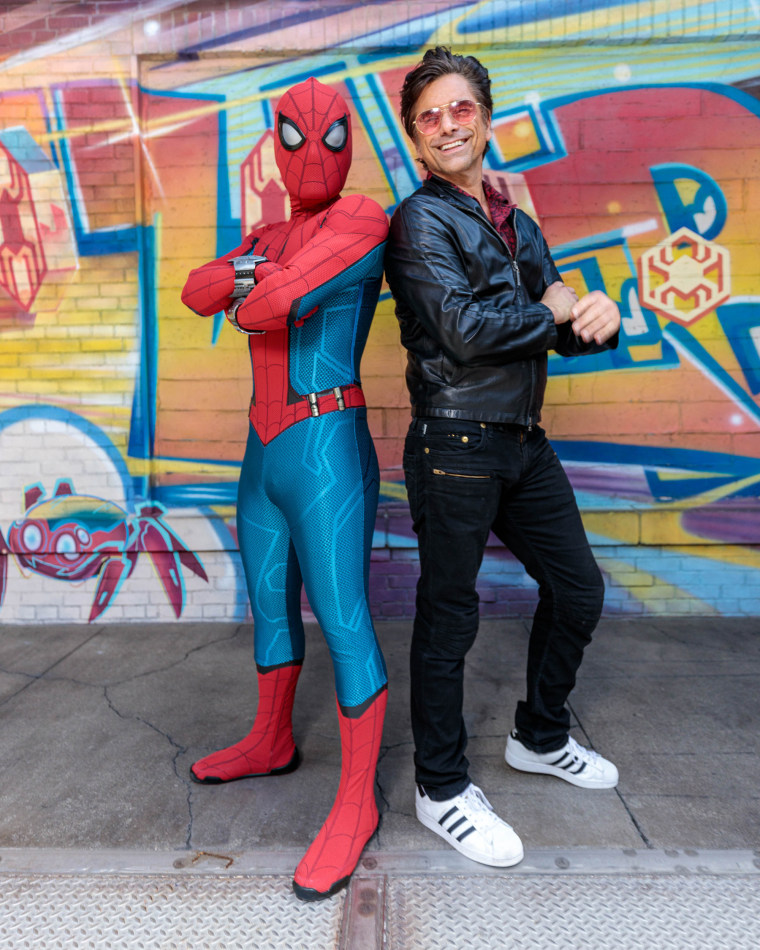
[376,602,410,618]
[388,574,418,589]
[369,560,404,575]
[0,0,756,627]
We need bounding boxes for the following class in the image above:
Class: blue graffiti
[650,163,727,240]
[717,300,760,395]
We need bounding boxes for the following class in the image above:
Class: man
[182,78,388,900]
[384,47,621,868]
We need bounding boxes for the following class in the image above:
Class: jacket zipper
[480,207,521,289]
[479,204,535,428]
[438,183,538,429]
[527,360,535,430]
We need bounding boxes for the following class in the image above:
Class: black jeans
[403,417,604,802]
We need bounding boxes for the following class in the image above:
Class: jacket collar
[423,173,516,215]
[423,173,479,208]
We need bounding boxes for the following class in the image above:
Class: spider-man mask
[274,77,352,210]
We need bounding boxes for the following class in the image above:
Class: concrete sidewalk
[0,617,758,947]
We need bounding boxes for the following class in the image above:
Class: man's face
[411,73,492,185]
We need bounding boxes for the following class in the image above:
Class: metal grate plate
[1,854,760,950]
[0,874,344,950]
[386,874,760,950]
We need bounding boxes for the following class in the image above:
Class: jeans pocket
[422,419,489,455]
[431,467,491,480]
[425,444,492,485]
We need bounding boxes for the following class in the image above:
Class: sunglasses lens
[416,109,441,134]
[415,101,480,134]
[450,100,477,123]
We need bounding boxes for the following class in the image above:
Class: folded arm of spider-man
[181,236,279,317]
[181,194,388,329]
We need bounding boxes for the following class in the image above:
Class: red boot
[190,663,302,783]
[292,686,387,901]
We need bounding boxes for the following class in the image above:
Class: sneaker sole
[505,746,618,789]
[416,807,524,868]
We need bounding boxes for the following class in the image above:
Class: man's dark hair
[399,46,493,140]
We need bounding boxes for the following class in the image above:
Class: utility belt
[302,383,365,417]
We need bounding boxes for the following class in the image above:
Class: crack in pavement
[0,625,247,852]
[0,627,106,709]
[569,698,653,850]
[103,683,196,850]
[0,625,244,691]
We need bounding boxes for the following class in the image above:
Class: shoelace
[566,736,602,766]
[461,785,508,830]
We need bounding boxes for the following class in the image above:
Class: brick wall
[1,0,759,623]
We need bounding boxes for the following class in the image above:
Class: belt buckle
[333,386,346,411]
[305,386,347,418]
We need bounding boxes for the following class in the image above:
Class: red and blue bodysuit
[181,78,389,901]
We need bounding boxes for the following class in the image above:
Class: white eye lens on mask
[322,116,348,152]
[278,114,306,150]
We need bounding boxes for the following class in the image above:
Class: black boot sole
[292,874,351,902]
[189,746,301,784]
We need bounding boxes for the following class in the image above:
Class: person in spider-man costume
[181,77,389,901]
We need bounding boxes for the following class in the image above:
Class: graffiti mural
[0,0,759,621]
[0,478,208,621]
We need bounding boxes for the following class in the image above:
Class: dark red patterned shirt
[428,173,517,256]
[482,179,517,257]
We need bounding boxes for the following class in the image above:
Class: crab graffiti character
[0,479,208,621]
[181,78,389,901]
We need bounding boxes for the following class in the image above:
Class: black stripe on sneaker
[549,752,586,774]
[439,806,459,826]
[457,826,476,842]
[446,816,468,834]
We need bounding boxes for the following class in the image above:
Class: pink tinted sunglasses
[414,99,486,135]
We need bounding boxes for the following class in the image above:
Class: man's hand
[570,290,621,345]
[542,281,578,325]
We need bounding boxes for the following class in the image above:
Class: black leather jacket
[385,175,617,425]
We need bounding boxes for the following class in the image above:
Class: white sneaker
[505,731,618,789]
[415,782,524,867]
